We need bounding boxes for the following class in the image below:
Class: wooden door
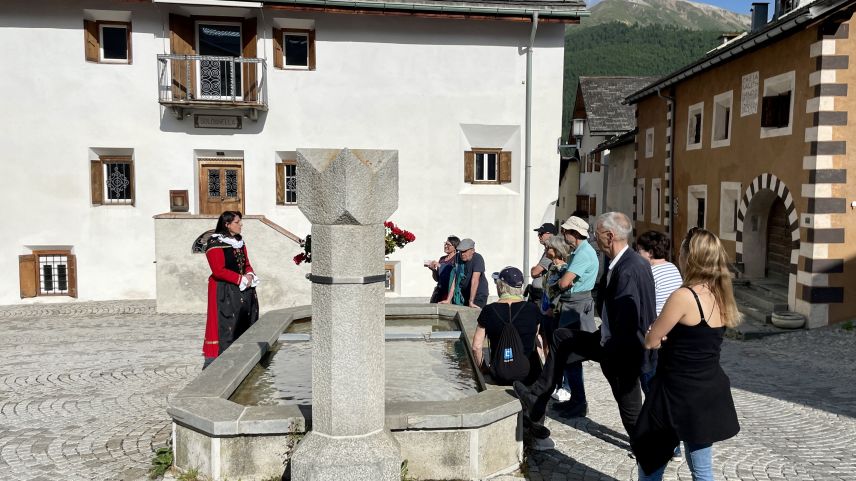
[199,160,244,215]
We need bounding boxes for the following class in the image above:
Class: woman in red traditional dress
[201,211,260,369]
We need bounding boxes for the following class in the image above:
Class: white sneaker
[532,436,555,451]
[550,388,571,402]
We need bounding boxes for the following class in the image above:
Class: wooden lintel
[266,4,580,23]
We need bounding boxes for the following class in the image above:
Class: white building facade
[2,0,582,307]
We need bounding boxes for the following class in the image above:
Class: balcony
[157,54,267,120]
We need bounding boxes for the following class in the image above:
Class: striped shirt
[651,262,683,315]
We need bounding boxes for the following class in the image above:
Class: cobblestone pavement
[529,326,856,481]
[0,302,201,481]
[1,302,854,480]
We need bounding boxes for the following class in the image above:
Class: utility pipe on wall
[523,12,538,283]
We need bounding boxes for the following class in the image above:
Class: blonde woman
[633,227,741,481]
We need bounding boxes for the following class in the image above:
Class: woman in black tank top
[632,228,742,481]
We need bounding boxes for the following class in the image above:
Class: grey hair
[544,235,571,260]
[496,279,525,297]
[597,212,633,241]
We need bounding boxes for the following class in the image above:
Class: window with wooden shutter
[576,195,589,214]
[18,255,37,299]
[464,151,475,183]
[273,28,284,69]
[84,20,100,62]
[276,161,298,205]
[242,17,258,101]
[169,14,196,100]
[83,20,131,64]
[466,149,504,184]
[91,160,104,205]
[31,250,76,297]
[594,152,601,172]
[499,151,512,184]
[280,29,315,70]
[589,196,597,216]
[92,156,134,206]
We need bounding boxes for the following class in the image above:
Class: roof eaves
[625,0,853,104]
[263,0,590,18]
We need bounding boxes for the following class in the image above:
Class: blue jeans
[564,361,586,404]
[638,442,713,481]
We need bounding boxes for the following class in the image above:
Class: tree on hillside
[561,22,722,138]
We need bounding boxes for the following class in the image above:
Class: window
[276,160,297,205]
[589,196,597,216]
[651,178,662,224]
[686,102,704,150]
[719,182,741,241]
[91,156,134,206]
[576,195,590,214]
[384,261,400,294]
[711,91,733,148]
[84,20,131,64]
[594,151,601,172]
[464,150,511,184]
[760,71,795,138]
[274,28,316,70]
[18,250,77,298]
[687,185,708,229]
[645,128,655,158]
[636,178,646,221]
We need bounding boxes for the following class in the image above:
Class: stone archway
[735,174,800,305]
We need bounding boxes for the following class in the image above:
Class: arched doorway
[737,173,799,284]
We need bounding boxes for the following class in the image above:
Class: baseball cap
[491,266,524,288]
[456,238,475,251]
[534,222,558,235]
[561,216,589,238]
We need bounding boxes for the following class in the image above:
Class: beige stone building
[628,0,856,327]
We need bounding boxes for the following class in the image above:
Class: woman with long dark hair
[202,211,259,368]
[633,227,741,480]
[427,235,460,303]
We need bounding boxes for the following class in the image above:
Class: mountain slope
[586,0,750,31]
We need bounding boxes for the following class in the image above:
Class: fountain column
[290,148,401,481]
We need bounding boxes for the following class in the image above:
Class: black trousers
[528,328,643,437]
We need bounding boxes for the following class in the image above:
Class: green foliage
[149,446,173,479]
[842,320,854,331]
[561,22,723,136]
[177,468,201,481]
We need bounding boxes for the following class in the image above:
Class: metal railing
[157,54,267,107]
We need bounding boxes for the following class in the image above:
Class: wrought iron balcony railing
[157,54,268,120]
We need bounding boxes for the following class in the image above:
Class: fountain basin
[168,304,522,480]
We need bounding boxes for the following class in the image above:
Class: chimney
[751,2,769,33]
[773,0,782,19]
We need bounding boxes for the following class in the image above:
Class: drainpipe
[601,148,609,217]
[657,88,676,260]
[523,12,538,283]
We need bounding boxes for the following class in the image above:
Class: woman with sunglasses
[633,228,741,481]
[427,236,460,303]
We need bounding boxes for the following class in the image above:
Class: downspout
[657,88,676,260]
[523,12,539,283]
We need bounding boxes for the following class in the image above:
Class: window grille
[39,255,69,295]
[285,163,297,204]
[103,161,133,204]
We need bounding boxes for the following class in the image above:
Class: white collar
[212,233,244,249]
[608,245,630,271]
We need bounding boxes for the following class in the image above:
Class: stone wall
[154,215,310,313]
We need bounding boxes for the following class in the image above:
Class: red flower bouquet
[293,222,415,265]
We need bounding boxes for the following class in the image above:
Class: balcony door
[196,22,242,100]
[199,159,244,215]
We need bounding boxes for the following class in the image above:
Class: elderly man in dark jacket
[514,212,657,438]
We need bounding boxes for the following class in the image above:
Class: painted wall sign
[194,115,242,129]
[741,71,759,117]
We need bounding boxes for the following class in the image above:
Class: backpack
[489,304,531,385]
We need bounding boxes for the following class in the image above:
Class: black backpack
[489,304,531,385]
